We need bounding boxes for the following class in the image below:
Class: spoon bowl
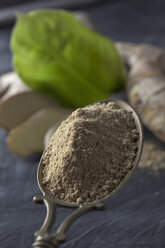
[37,99,143,206]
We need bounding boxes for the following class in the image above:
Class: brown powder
[42,102,139,204]
[138,139,165,171]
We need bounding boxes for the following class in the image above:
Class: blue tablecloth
[1,1,165,247]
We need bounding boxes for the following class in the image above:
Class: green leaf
[11,10,126,108]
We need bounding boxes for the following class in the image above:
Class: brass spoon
[32,99,143,248]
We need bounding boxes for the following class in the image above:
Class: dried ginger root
[116,42,165,142]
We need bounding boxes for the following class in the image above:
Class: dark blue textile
[1,1,165,247]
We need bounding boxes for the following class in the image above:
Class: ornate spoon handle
[32,195,105,248]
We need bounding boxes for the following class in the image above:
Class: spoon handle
[55,202,105,244]
[32,195,57,248]
[32,195,105,248]
[33,195,56,236]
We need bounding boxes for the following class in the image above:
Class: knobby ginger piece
[0,72,55,130]
[0,71,28,101]
[7,107,72,157]
[117,42,165,142]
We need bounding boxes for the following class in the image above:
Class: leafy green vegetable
[11,10,125,108]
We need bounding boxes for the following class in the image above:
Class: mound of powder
[42,102,139,204]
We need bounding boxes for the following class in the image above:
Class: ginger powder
[42,102,139,204]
